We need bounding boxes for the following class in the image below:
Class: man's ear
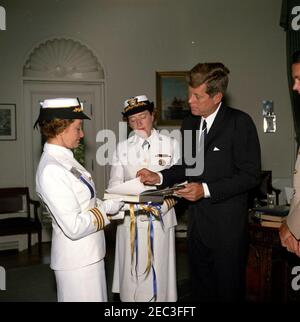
[213,92,223,104]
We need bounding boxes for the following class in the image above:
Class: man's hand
[175,182,204,202]
[284,235,300,257]
[279,222,291,247]
[279,223,300,257]
[136,168,160,185]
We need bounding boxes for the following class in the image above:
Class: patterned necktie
[202,119,207,137]
[142,140,150,151]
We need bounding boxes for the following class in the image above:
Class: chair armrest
[29,198,41,221]
[29,199,40,207]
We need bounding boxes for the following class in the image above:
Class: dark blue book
[253,205,289,219]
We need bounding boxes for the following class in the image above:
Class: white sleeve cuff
[202,183,211,198]
[156,172,163,185]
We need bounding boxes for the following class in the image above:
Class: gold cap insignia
[127,98,138,108]
[73,106,83,113]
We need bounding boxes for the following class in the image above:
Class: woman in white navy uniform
[108,95,180,302]
[35,98,123,302]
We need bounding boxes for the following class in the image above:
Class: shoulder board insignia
[70,167,82,179]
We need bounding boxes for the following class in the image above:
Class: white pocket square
[213,147,220,151]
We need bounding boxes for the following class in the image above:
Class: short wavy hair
[187,62,230,97]
[39,119,74,139]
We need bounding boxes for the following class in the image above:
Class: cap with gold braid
[122,95,154,117]
[34,97,90,128]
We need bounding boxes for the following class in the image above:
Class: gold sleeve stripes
[90,207,105,231]
[164,197,177,210]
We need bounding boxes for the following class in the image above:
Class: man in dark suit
[137,62,261,302]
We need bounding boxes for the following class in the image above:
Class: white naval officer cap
[122,95,154,117]
[34,98,90,128]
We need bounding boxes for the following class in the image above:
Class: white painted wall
[0,0,293,200]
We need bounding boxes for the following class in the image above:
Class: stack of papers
[104,178,187,204]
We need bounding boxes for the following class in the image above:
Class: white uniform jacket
[36,143,110,271]
[287,149,300,239]
[109,129,180,229]
[109,129,180,302]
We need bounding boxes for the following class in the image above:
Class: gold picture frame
[156,71,189,126]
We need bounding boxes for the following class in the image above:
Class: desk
[247,221,300,302]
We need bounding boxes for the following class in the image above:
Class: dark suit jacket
[161,104,261,247]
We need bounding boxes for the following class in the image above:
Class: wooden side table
[247,220,300,302]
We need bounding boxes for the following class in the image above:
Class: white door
[23,81,106,197]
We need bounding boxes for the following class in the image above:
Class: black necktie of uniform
[142,140,150,150]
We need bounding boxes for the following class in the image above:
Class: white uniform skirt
[54,259,107,302]
[112,218,177,302]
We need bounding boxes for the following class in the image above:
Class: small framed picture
[0,104,16,140]
[156,71,189,126]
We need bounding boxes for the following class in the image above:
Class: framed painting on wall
[156,71,189,126]
[0,104,16,140]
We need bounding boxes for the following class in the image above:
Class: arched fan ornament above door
[23,38,104,80]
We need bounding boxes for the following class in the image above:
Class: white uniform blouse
[36,143,110,271]
[109,129,180,229]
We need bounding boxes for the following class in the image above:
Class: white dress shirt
[158,102,222,199]
[200,102,222,198]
